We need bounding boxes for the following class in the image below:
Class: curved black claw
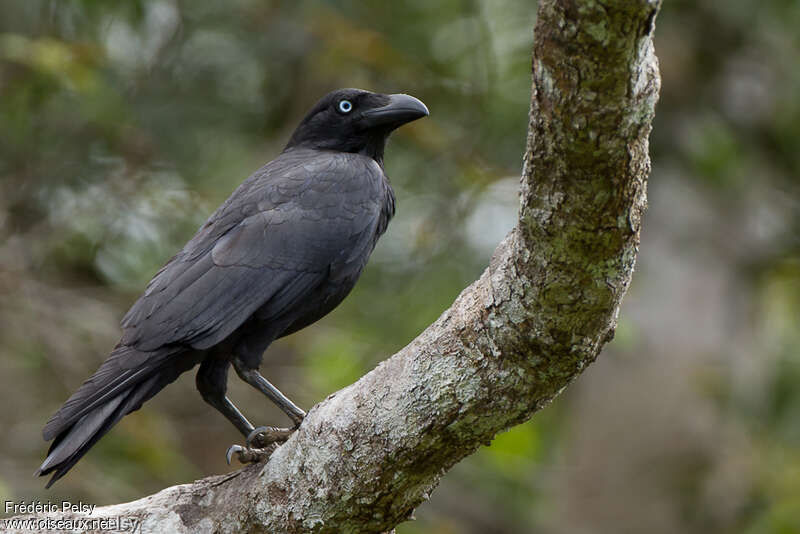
[226,444,245,465]
[225,443,278,465]
[246,426,295,448]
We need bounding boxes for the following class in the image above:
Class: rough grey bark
[7,0,661,532]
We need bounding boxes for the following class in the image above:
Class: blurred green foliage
[0,1,799,533]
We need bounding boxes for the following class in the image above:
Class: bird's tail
[37,345,193,487]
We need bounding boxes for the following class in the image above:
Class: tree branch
[8,0,661,532]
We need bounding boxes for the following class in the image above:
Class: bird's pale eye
[338,100,353,113]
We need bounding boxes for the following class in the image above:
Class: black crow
[37,88,429,487]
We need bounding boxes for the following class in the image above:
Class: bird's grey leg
[196,359,255,438]
[225,356,305,459]
[197,360,279,465]
[232,357,306,427]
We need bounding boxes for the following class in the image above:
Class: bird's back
[121,148,394,351]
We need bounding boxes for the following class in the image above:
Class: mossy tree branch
[7,0,661,532]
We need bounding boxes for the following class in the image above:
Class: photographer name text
[4,500,96,515]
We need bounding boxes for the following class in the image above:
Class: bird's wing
[120,149,385,351]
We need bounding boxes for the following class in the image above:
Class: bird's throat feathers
[285,121,392,167]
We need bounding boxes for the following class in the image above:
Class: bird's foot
[225,425,297,465]
[247,425,295,448]
[225,443,277,465]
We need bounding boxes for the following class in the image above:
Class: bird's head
[285,88,429,164]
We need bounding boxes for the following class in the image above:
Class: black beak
[360,93,429,129]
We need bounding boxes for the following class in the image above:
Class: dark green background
[1,1,798,532]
